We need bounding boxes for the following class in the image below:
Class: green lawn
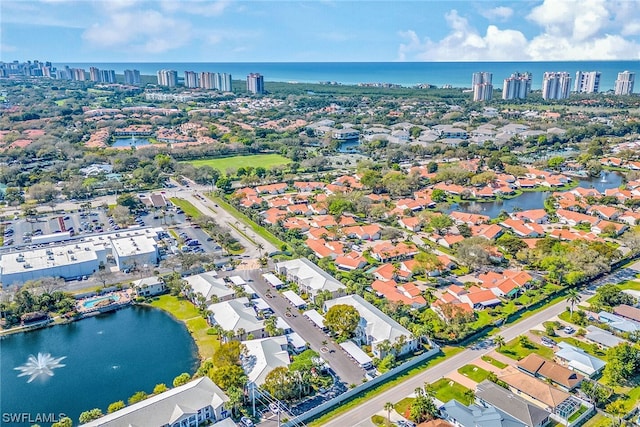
[149,295,219,361]
[582,413,612,427]
[498,337,555,361]
[308,346,464,426]
[430,378,473,405]
[617,280,640,292]
[394,397,415,419]
[458,365,491,383]
[170,198,202,219]
[186,154,291,174]
[481,355,508,369]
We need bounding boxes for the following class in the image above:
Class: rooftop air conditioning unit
[24,263,32,269]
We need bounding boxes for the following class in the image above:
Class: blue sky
[2,0,640,62]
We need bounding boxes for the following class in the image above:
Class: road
[322,289,592,427]
[231,267,367,386]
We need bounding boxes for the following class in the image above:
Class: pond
[449,171,623,218]
[111,137,151,148]
[1,306,199,426]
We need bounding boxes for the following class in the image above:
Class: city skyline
[2,0,640,62]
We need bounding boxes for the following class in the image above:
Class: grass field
[394,397,415,418]
[430,378,473,405]
[149,295,219,361]
[481,355,508,369]
[498,336,555,360]
[170,198,202,219]
[186,154,291,174]
[458,364,491,383]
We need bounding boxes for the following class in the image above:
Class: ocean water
[56,61,639,90]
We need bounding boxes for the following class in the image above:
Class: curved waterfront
[1,306,199,426]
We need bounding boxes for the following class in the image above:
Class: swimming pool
[82,294,121,309]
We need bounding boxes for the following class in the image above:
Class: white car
[269,402,281,414]
[240,417,254,427]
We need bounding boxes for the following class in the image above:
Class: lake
[111,137,151,148]
[0,306,199,426]
[449,171,623,218]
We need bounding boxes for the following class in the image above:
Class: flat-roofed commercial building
[111,234,158,270]
[0,241,107,285]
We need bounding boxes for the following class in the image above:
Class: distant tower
[574,71,601,93]
[124,69,141,85]
[472,72,493,101]
[502,72,532,100]
[184,71,199,88]
[100,70,116,84]
[157,69,178,87]
[542,72,572,100]
[71,68,86,81]
[89,67,101,82]
[247,73,264,94]
[615,71,635,95]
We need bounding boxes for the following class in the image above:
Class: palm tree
[256,242,264,258]
[384,402,394,425]
[566,289,581,319]
[494,335,505,348]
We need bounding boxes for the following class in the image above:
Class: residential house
[440,399,530,427]
[585,325,627,349]
[460,288,502,310]
[371,279,427,309]
[556,209,600,227]
[255,183,288,194]
[371,242,418,262]
[207,297,265,341]
[500,219,545,238]
[335,252,368,271]
[132,276,167,297]
[598,311,640,333]
[613,304,640,323]
[587,205,622,221]
[342,224,381,241]
[514,209,549,224]
[324,294,419,358]
[554,342,606,378]
[399,216,423,232]
[517,354,584,391]
[184,271,235,303]
[475,380,550,427]
[241,336,290,387]
[275,258,346,301]
[81,377,230,427]
[450,211,490,226]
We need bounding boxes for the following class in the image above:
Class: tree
[494,335,505,348]
[212,341,245,367]
[324,304,360,340]
[116,193,143,212]
[153,383,169,394]
[604,343,640,385]
[409,386,438,423]
[456,237,492,270]
[172,372,191,387]
[263,366,294,401]
[431,188,446,203]
[28,181,58,202]
[594,284,635,309]
[226,386,244,417]
[566,289,581,319]
[210,364,247,390]
[384,402,394,424]
[107,400,126,413]
[79,408,103,423]
[52,417,73,427]
[128,391,148,405]
[497,233,527,257]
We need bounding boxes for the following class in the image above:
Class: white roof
[241,336,290,386]
[555,342,606,376]
[340,340,373,366]
[585,325,627,347]
[324,294,413,347]
[132,276,162,288]
[0,241,105,275]
[184,271,233,302]
[287,332,306,349]
[207,297,264,334]
[262,273,283,287]
[228,276,246,286]
[282,290,306,307]
[111,235,157,257]
[81,377,228,427]
[303,309,325,329]
[276,258,346,296]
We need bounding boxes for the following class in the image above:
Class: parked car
[240,417,254,427]
[564,326,575,334]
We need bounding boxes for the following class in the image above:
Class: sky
[1,0,640,62]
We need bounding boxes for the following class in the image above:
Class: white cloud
[161,0,230,17]
[480,6,513,21]
[0,43,17,52]
[398,0,640,61]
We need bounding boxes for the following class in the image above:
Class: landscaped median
[169,198,202,219]
[207,193,288,251]
[148,295,219,361]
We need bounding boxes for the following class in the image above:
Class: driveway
[229,267,367,386]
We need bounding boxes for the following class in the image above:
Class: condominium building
[100,69,116,84]
[156,69,178,87]
[219,73,232,92]
[472,72,493,101]
[198,72,233,91]
[542,72,572,100]
[502,72,532,100]
[575,71,601,93]
[124,69,141,85]
[89,67,100,82]
[71,68,86,81]
[247,73,264,94]
[184,71,199,88]
[615,71,635,95]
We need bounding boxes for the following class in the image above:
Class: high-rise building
[71,68,86,81]
[184,71,199,88]
[99,69,116,84]
[574,71,601,93]
[247,73,264,94]
[472,72,493,101]
[199,72,214,89]
[157,69,178,87]
[542,72,572,100]
[220,73,232,92]
[89,67,101,82]
[124,69,141,85]
[615,71,635,95]
[502,72,531,100]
